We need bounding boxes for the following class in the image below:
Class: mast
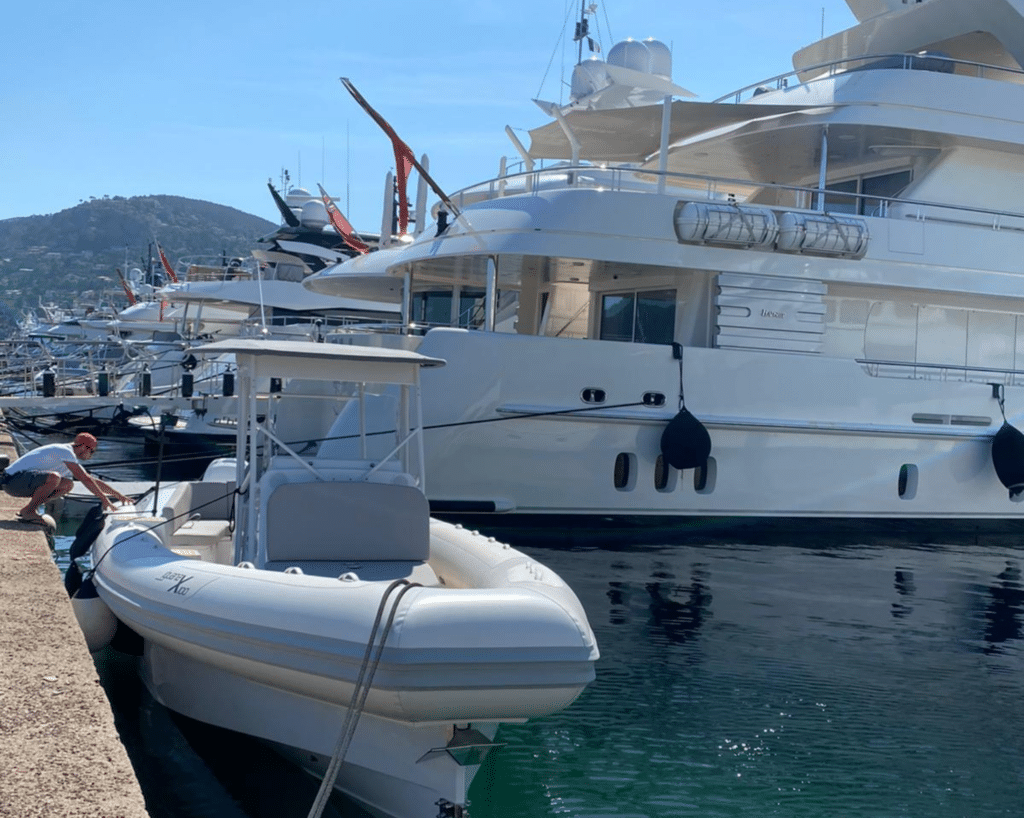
[574,0,588,65]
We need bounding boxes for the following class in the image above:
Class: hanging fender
[660,407,712,470]
[991,421,1024,498]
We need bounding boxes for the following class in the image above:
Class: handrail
[451,164,1024,231]
[712,51,1024,105]
[857,358,1024,379]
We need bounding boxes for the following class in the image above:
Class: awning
[526,99,830,163]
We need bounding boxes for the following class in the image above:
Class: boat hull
[89,513,597,817]
[326,328,1024,525]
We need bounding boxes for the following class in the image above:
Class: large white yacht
[306,0,1024,526]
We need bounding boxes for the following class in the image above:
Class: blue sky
[2,1,856,233]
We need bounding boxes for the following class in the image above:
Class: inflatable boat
[76,339,598,818]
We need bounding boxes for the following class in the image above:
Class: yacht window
[826,170,912,216]
[824,179,859,215]
[412,290,486,329]
[861,170,912,215]
[413,292,453,326]
[458,291,487,327]
[274,263,305,283]
[599,289,676,345]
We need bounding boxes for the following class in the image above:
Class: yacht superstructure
[306,0,1024,524]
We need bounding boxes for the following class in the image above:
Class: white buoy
[71,575,118,653]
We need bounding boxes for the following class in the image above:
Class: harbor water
[48,438,1024,818]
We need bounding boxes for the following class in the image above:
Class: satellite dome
[299,199,329,230]
[285,187,312,207]
[643,38,672,79]
[570,57,611,102]
[607,38,651,74]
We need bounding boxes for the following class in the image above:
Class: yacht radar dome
[642,38,672,79]
[285,187,312,207]
[608,38,653,73]
[299,199,329,230]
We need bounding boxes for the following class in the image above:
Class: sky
[2,1,857,234]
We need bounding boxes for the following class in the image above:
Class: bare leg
[18,473,65,519]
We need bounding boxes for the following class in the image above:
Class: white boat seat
[263,481,430,563]
[160,481,236,556]
[162,481,236,525]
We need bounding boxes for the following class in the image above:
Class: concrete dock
[0,431,150,817]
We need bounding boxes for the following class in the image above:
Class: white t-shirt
[5,443,79,479]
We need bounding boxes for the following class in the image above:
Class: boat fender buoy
[991,421,1024,498]
[660,407,712,470]
[70,575,118,653]
[64,504,107,597]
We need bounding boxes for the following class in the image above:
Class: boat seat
[262,481,430,563]
[162,481,236,524]
[161,481,236,556]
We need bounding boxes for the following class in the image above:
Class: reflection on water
[982,560,1024,651]
[471,540,1024,818]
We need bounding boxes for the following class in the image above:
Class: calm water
[49,437,1024,818]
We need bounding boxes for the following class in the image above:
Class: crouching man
[2,432,131,523]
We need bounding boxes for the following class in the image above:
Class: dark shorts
[2,471,60,498]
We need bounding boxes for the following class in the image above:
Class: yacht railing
[712,51,1024,105]
[174,255,257,284]
[450,165,1024,235]
[857,357,1024,390]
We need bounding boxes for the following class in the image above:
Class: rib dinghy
[77,338,598,818]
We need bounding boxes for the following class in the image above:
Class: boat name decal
[157,570,195,596]
[760,309,785,319]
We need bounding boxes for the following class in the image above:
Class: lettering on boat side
[760,309,785,319]
[157,570,195,596]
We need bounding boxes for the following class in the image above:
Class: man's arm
[91,476,132,504]
[66,461,119,509]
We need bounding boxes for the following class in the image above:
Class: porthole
[694,457,717,494]
[642,391,666,407]
[581,388,607,404]
[898,464,918,500]
[654,454,676,492]
[614,452,636,491]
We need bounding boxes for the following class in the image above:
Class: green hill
[0,195,278,332]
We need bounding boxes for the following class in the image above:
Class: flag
[115,268,137,306]
[268,181,300,227]
[317,184,369,254]
[340,77,460,235]
[156,242,178,283]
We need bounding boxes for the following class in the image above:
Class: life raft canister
[991,421,1024,498]
[660,407,712,470]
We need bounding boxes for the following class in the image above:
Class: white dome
[299,200,329,230]
[570,58,610,102]
[607,38,651,74]
[285,187,313,207]
[643,38,672,79]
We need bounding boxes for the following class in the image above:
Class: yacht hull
[327,329,1022,524]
